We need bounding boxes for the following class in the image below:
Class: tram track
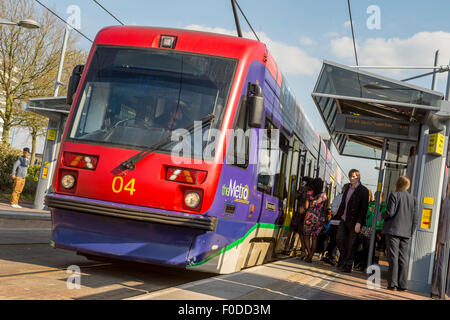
[0,243,49,245]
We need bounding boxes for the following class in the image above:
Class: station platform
[129,256,432,300]
[0,200,435,300]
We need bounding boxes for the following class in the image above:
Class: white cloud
[330,31,450,78]
[343,20,353,28]
[324,32,339,38]
[184,24,235,37]
[184,24,321,76]
[330,36,358,59]
[299,36,315,46]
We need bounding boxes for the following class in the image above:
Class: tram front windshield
[69,46,236,155]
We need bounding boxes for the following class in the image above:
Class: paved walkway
[129,257,431,300]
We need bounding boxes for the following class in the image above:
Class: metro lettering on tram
[45,26,346,273]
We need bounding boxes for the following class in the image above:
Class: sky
[24,0,450,193]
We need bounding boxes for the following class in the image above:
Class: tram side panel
[187,61,286,273]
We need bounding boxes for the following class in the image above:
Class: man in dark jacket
[382,176,418,291]
[335,169,370,273]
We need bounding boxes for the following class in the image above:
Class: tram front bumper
[47,194,213,267]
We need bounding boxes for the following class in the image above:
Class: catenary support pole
[54,27,69,96]
[446,60,450,100]
[231,0,243,38]
[431,50,439,91]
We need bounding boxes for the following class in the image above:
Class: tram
[46,26,346,273]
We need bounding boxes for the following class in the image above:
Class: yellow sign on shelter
[47,129,57,141]
[421,208,432,229]
[427,133,445,156]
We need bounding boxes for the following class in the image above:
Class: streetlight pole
[0,18,40,29]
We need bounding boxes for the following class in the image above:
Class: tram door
[274,137,302,255]
[286,139,303,254]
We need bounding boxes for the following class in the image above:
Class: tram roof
[312,60,446,162]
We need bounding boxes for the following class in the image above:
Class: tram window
[257,119,277,194]
[226,96,249,168]
[319,158,326,179]
[288,141,302,209]
[69,46,236,154]
[299,149,307,181]
[273,134,289,200]
[306,153,317,178]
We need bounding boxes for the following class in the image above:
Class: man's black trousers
[336,219,359,270]
[385,234,410,289]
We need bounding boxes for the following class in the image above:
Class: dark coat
[335,183,369,226]
[381,191,418,239]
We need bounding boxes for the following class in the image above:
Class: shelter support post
[367,138,387,268]
[408,122,449,292]
[33,115,65,209]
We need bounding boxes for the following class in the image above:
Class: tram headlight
[184,192,201,209]
[61,174,75,189]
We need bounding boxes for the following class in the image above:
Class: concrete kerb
[0,210,51,221]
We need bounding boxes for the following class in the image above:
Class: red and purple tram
[46,26,346,273]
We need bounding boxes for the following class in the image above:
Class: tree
[0,0,87,154]
[15,108,47,165]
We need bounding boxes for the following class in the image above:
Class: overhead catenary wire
[34,0,93,43]
[347,0,359,66]
[234,0,260,42]
[346,1,380,180]
[92,0,125,26]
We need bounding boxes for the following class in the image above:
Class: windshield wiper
[119,113,215,172]
[103,118,134,141]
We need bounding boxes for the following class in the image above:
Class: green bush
[0,144,40,201]
[23,165,41,195]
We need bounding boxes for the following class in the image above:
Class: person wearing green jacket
[354,192,386,270]
[366,195,386,230]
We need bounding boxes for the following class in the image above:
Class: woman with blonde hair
[381,176,418,291]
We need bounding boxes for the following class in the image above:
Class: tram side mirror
[247,82,264,128]
[66,65,84,105]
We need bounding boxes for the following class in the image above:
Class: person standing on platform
[303,178,328,263]
[335,169,370,273]
[294,177,313,260]
[382,176,418,291]
[10,147,31,209]
[323,183,349,266]
[354,191,387,271]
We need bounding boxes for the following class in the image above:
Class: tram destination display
[335,114,419,141]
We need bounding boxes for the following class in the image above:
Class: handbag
[360,225,372,238]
